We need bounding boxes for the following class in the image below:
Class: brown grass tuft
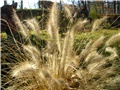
[1,2,120,90]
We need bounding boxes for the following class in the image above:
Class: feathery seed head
[11,61,37,77]
[23,45,41,63]
[64,5,73,19]
[92,16,107,32]
[106,33,120,46]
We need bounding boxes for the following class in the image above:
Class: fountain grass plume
[25,18,40,38]
[12,10,29,38]
[92,16,107,32]
[64,5,73,19]
[105,47,118,60]
[11,61,37,77]
[78,36,105,64]
[1,2,120,90]
[106,32,120,46]
[47,3,61,53]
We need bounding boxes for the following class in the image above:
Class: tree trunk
[38,0,40,8]
[113,1,116,14]
[116,1,119,14]
[60,0,62,10]
[12,0,14,4]
[4,0,7,5]
[78,0,81,9]
[21,0,23,9]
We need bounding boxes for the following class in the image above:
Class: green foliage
[89,4,98,20]
[1,30,119,54]
[1,32,7,39]
[59,11,70,33]
[74,30,120,55]
[29,30,48,49]
[103,22,111,29]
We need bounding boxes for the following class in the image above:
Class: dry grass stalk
[47,3,61,53]
[25,18,40,38]
[106,32,120,46]
[63,5,73,20]
[12,10,29,38]
[92,16,107,32]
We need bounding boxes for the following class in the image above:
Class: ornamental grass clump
[1,3,120,90]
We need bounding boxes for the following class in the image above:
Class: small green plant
[89,4,98,20]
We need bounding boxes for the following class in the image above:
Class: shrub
[89,4,98,20]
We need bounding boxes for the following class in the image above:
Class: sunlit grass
[1,2,120,90]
